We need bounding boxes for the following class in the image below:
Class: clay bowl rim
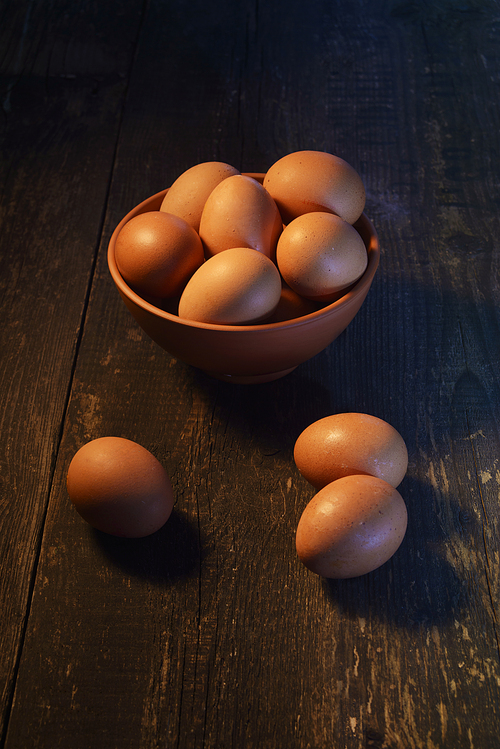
[107,174,380,332]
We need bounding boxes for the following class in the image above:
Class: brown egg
[178,247,282,324]
[115,211,204,299]
[66,437,175,537]
[263,150,366,225]
[295,475,408,578]
[264,282,323,323]
[276,212,368,302]
[160,161,240,231]
[199,174,283,259]
[294,412,408,490]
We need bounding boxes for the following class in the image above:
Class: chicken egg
[66,437,175,537]
[115,211,204,299]
[178,246,282,324]
[276,212,368,302]
[199,174,283,260]
[295,474,408,578]
[160,161,240,231]
[264,282,323,323]
[263,150,366,225]
[294,412,408,490]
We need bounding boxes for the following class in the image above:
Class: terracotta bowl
[107,174,380,384]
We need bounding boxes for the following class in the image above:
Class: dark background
[1,1,499,747]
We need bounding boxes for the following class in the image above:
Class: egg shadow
[93,508,204,584]
[185,358,468,630]
[321,474,474,629]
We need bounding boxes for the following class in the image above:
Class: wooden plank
[0,0,145,741]
[3,0,500,747]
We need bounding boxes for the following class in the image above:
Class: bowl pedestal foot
[204,366,298,384]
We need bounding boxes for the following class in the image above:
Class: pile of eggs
[67,413,409,579]
[293,413,408,579]
[114,151,369,325]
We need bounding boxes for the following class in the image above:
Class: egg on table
[66,437,175,537]
[294,412,408,490]
[295,474,408,578]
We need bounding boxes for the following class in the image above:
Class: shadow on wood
[92,508,204,584]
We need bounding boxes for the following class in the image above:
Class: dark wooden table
[2,1,499,747]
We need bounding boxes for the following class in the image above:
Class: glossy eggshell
[263,150,366,225]
[294,412,408,490]
[295,475,408,578]
[276,212,368,302]
[159,161,240,231]
[66,437,175,537]
[199,174,283,260]
[178,247,282,324]
[114,211,204,299]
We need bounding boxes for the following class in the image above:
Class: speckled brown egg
[115,210,204,299]
[199,174,283,259]
[295,475,408,578]
[263,150,366,225]
[276,212,368,302]
[160,161,240,231]
[294,412,408,490]
[178,246,282,324]
[66,437,175,537]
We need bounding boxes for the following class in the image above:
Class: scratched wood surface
[1,1,499,747]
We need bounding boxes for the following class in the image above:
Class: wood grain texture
[1,0,500,747]
[0,0,145,740]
